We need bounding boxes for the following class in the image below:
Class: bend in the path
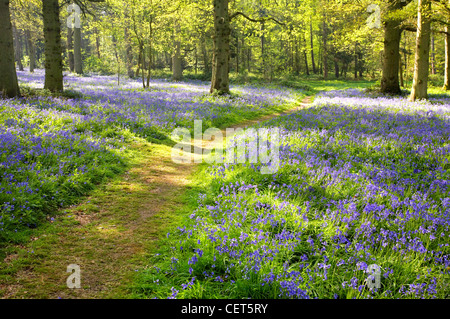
[0,95,313,299]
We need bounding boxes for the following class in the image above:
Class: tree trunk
[430,31,436,75]
[141,44,146,88]
[146,19,153,88]
[0,0,20,98]
[235,32,239,73]
[303,35,309,76]
[210,0,231,94]
[172,20,182,81]
[12,23,23,71]
[95,28,101,58]
[202,38,210,77]
[310,20,316,74]
[399,54,404,87]
[26,30,35,73]
[380,0,409,95]
[125,27,134,78]
[409,0,431,101]
[358,52,363,78]
[354,43,358,79]
[261,22,266,77]
[43,0,63,92]
[67,27,74,72]
[334,56,339,79]
[172,40,182,81]
[443,26,450,90]
[74,27,83,74]
[294,37,300,75]
[136,48,141,78]
[322,20,328,79]
[380,20,402,93]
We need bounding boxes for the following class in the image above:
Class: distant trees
[2,0,450,100]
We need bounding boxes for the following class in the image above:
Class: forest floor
[0,96,313,299]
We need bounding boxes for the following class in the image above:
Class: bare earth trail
[0,96,313,299]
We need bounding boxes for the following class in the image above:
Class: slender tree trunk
[136,48,141,78]
[322,20,328,79]
[12,23,23,71]
[334,56,339,79]
[261,22,266,77]
[409,0,431,101]
[303,35,309,76]
[310,20,316,74]
[125,27,134,78]
[26,30,35,73]
[443,26,450,90]
[95,28,101,58]
[210,0,231,94]
[202,38,210,77]
[74,27,83,74]
[0,0,20,98]
[141,44,146,88]
[43,0,63,92]
[430,31,436,75]
[358,52,363,78]
[354,43,358,79]
[294,37,299,75]
[399,54,404,87]
[67,27,74,72]
[146,19,153,88]
[194,44,198,75]
[172,21,182,81]
[236,32,239,73]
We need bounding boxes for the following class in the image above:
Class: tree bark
[210,0,231,94]
[409,0,431,101]
[303,34,309,76]
[354,43,358,79]
[322,20,328,79]
[399,54,404,87]
[67,27,74,72]
[74,27,83,74]
[310,20,316,74]
[202,38,210,77]
[430,31,436,75]
[147,18,153,87]
[0,0,20,98]
[380,0,404,95]
[12,22,23,71]
[443,26,450,90]
[172,20,182,81]
[125,27,134,78]
[26,30,35,73]
[43,0,63,92]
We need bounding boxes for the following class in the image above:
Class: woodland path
[0,96,313,299]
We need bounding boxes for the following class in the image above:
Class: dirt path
[0,96,312,299]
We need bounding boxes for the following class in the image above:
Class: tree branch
[230,11,285,26]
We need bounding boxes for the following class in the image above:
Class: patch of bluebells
[152,89,449,299]
[1,69,300,242]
